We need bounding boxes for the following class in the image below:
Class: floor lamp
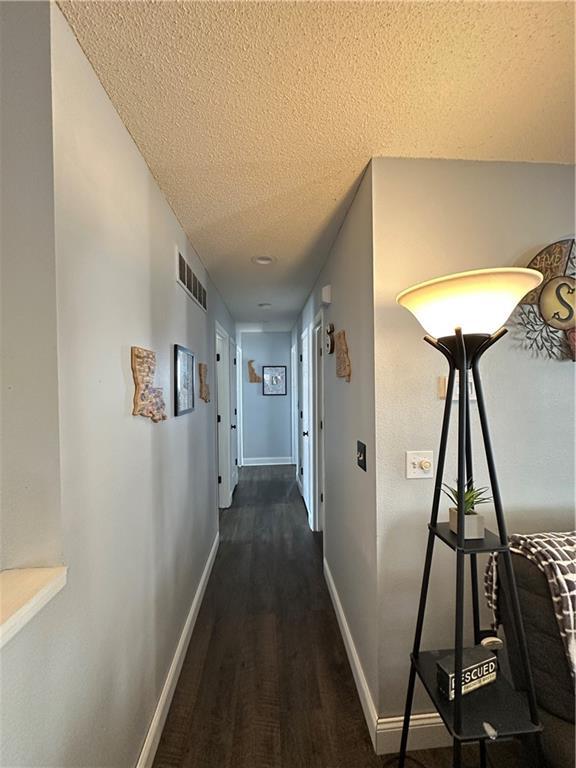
[395,268,544,768]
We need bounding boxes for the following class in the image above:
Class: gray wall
[240,331,292,462]
[294,165,379,705]
[0,6,234,767]
[0,1,63,569]
[372,157,575,716]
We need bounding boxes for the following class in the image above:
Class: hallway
[152,467,523,768]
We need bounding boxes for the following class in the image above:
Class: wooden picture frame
[262,365,287,396]
[174,344,195,415]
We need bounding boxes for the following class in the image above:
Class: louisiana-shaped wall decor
[514,239,575,361]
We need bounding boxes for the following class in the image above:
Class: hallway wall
[0,6,234,767]
[239,331,293,464]
[372,158,575,719]
[294,165,379,716]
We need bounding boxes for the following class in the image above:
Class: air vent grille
[177,251,207,311]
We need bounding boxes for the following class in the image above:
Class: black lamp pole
[397,327,541,768]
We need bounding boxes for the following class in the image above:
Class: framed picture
[174,344,195,415]
[262,365,287,396]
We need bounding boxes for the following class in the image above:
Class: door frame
[291,338,299,475]
[300,324,314,528]
[215,321,233,508]
[312,309,325,532]
[229,336,239,492]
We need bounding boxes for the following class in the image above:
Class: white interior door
[229,338,238,492]
[216,326,232,508]
[300,328,313,527]
[313,317,325,531]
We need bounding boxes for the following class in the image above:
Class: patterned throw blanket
[484,531,576,679]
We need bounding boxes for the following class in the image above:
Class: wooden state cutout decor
[198,362,210,402]
[131,346,167,423]
[247,359,262,383]
[335,330,351,382]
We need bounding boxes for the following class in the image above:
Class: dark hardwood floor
[153,466,524,768]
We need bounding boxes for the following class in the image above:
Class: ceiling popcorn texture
[58,1,575,324]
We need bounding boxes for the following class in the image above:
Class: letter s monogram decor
[515,239,575,361]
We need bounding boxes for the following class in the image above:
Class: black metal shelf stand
[397,328,542,768]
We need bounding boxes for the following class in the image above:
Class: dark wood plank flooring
[153,466,524,768]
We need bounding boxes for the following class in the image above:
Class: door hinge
[300,410,303,419]
[320,492,324,503]
[299,354,303,363]
[320,419,323,430]
[234,357,237,365]
[300,466,303,476]
[216,353,221,362]
[235,459,238,466]
[217,414,221,423]
[218,475,222,484]
[234,408,237,416]
[320,348,323,357]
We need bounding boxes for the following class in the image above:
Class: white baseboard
[242,456,294,466]
[323,558,379,749]
[136,532,220,768]
[376,712,449,755]
[323,558,448,755]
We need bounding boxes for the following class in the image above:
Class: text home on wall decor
[514,239,575,361]
[131,346,167,423]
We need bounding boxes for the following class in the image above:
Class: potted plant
[441,482,492,540]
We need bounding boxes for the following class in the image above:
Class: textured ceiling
[59,1,575,324]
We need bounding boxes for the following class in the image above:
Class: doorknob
[302,431,309,437]
[231,424,236,430]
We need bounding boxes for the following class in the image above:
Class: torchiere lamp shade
[396,267,543,338]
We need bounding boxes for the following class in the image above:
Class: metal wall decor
[131,346,167,423]
[262,365,287,396]
[514,239,575,360]
[174,344,195,415]
[325,322,335,354]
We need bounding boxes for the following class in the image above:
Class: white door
[229,338,238,492]
[216,326,232,508]
[313,318,325,531]
[300,328,313,526]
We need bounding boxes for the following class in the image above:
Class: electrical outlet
[406,451,434,479]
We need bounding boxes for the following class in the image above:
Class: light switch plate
[357,441,367,472]
[406,451,434,479]
[438,376,476,402]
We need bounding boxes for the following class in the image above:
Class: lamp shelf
[429,523,509,554]
[411,649,542,743]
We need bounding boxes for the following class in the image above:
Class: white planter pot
[449,507,485,540]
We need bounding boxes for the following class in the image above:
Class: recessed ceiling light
[258,302,272,309]
[251,256,276,266]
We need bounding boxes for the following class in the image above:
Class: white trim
[323,558,448,755]
[376,712,449,755]
[242,456,294,466]
[0,566,67,650]
[323,558,378,748]
[236,343,244,467]
[136,532,219,768]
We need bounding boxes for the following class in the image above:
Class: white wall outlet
[406,451,434,479]
[438,376,476,402]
